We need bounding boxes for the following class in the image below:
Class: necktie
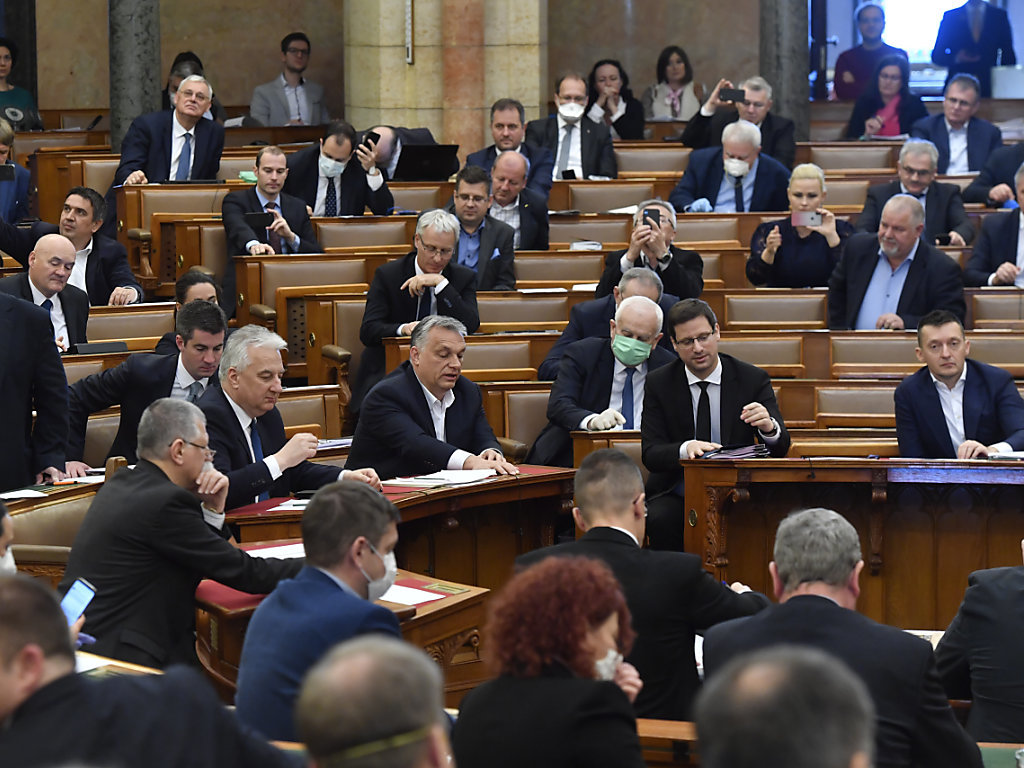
[621,367,636,430]
[733,176,745,213]
[175,133,192,181]
[970,5,983,43]
[695,381,711,442]
[324,176,338,217]
[186,381,204,403]
[264,201,283,254]
[250,419,270,502]
[557,124,574,179]
[416,287,433,321]
[41,298,53,313]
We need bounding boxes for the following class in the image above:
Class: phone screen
[244,211,274,229]
[60,578,96,626]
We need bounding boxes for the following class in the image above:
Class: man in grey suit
[250,33,328,127]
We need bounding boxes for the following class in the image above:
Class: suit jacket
[199,386,341,510]
[895,359,1024,458]
[235,566,401,742]
[352,251,479,411]
[465,142,555,199]
[0,272,89,346]
[0,293,67,492]
[704,595,983,768]
[445,209,515,290]
[527,338,676,467]
[59,460,302,667]
[963,208,1020,286]
[856,180,974,244]
[537,293,679,380]
[516,527,769,719]
[668,147,790,213]
[936,565,1024,742]
[282,143,394,215]
[595,245,703,300]
[517,186,550,251]
[249,77,328,126]
[113,110,224,186]
[845,91,930,140]
[0,161,30,222]
[964,142,1024,204]
[681,109,796,169]
[910,113,1002,174]
[359,126,459,180]
[347,361,500,480]
[525,115,617,179]
[932,3,1016,97]
[641,354,791,497]
[827,233,966,330]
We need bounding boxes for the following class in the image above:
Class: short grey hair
[739,75,773,101]
[410,314,467,349]
[722,119,761,149]
[137,398,205,461]
[218,324,286,384]
[615,294,664,330]
[415,208,460,240]
[899,138,938,170]
[772,508,862,593]
[619,267,664,301]
[633,198,677,230]
[882,194,925,228]
[1014,161,1024,189]
[177,73,213,100]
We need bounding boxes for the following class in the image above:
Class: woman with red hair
[452,556,645,767]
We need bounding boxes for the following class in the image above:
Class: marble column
[760,0,809,142]
[108,0,160,150]
[442,0,486,161]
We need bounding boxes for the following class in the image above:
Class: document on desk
[270,499,309,511]
[249,542,307,559]
[384,469,498,487]
[381,584,446,606]
[0,488,48,499]
[989,451,1024,460]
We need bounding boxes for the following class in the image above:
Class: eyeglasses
[901,165,934,178]
[286,47,310,56]
[174,440,216,460]
[674,331,715,349]
[178,89,210,103]
[456,194,488,204]
[419,243,454,258]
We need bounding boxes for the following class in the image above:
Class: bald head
[27,234,76,298]
[491,151,528,207]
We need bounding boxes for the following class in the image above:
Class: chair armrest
[125,228,151,242]
[497,436,528,464]
[249,304,276,322]
[322,345,352,365]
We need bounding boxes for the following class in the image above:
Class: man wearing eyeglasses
[445,165,515,291]
[642,298,790,551]
[250,32,328,127]
[911,74,1002,175]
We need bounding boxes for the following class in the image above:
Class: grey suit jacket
[249,77,328,126]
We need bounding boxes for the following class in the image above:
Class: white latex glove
[588,408,627,431]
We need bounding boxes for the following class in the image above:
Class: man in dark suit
[829,195,966,330]
[0,293,67,492]
[642,298,790,551]
[236,482,402,742]
[365,125,458,181]
[539,268,678,380]
[65,300,227,473]
[447,165,515,290]
[200,325,380,510]
[525,72,617,180]
[528,296,676,467]
[518,449,768,720]
[911,74,1001,174]
[703,508,982,768]
[964,142,1024,206]
[466,98,554,199]
[857,139,974,246]
[964,167,1024,286]
[348,315,516,481]
[936,540,1024,743]
[352,209,480,412]
[681,76,796,168]
[154,270,222,354]
[669,121,790,213]
[895,310,1024,459]
[282,120,393,216]
[59,398,303,668]
[932,0,1016,98]
[0,233,88,350]
[594,199,703,300]
[487,151,549,251]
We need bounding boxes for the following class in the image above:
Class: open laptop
[391,144,460,182]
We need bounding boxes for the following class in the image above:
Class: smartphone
[362,130,381,150]
[244,211,274,229]
[0,164,15,182]
[791,210,822,227]
[560,169,577,180]
[643,207,661,227]
[719,88,747,103]
[935,233,952,246]
[60,578,96,626]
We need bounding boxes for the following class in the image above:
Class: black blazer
[443,207,516,290]
[704,595,983,768]
[527,339,676,468]
[0,293,67,491]
[113,110,224,186]
[282,143,394,215]
[594,244,703,301]
[963,208,1020,286]
[525,115,617,179]
[668,147,790,213]
[964,142,1024,204]
[856,180,974,244]
[641,354,790,497]
[827,233,966,330]
[0,272,89,346]
[932,3,1016,97]
[844,91,929,139]
[588,95,646,141]
[681,109,796,169]
[517,527,769,719]
[199,386,341,510]
[910,113,1002,173]
[465,142,555,200]
[517,186,550,251]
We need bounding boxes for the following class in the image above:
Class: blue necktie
[733,176,745,213]
[175,133,192,180]
[250,419,270,502]
[416,287,433,320]
[41,298,53,313]
[325,177,338,216]
[621,367,636,430]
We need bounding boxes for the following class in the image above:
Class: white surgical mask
[360,543,398,602]
[557,102,585,124]
[318,153,346,178]
[723,158,751,178]
[0,546,16,576]
[594,648,623,681]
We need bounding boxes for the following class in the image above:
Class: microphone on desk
[85,115,104,131]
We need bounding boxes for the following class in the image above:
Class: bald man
[488,151,549,251]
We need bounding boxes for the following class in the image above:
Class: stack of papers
[384,469,498,487]
[317,438,353,450]
[701,444,771,460]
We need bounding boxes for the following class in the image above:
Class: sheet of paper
[270,499,309,511]
[0,488,47,499]
[76,651,114,673]
[385,469,497,488]
[571,282,599,292]
[318,437,353,450]
[518,287,568,294]
[249,542,306,559]
[53,475,106,486]
[380,584,446,606]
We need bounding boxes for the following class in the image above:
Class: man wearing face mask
[527,296,676,468]
[526,72,617,180]
[234,481,402,743]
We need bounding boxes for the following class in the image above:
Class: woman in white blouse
[642,46,703,121]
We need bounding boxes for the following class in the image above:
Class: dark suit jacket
[517,186,550,250]
[932,3,1016,97]
[282,143,394,215]
[895,359,1024,458]
[537,293,679,380]
[963,208,1020,286]
[199,386,341,510]
[0,293,67,492]
[910,114,1002,173]
[668,147,790,213]
[465,142,555,199]
[856,180,974,244]
[525,115,617,179]
[235,566,401,742]
[704,595,983,768]
[444,207,516,290]
[347,361,500,480]
[0,272,89,346]
[595,245,703,300]
[517,527,769,719]
[964,142,1024,204]
[359,126,460,179]
[527,338,676,467]
[641,354,791,497]
[681,109,796,169]
[113,110,224,186]
[0,161,30,223]
[59,460,302,667]
[827,233,966,330]
[936,565,1024,742]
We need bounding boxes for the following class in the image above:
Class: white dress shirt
[415,379,473,471]
[170,113,196,180]
[68,239,92,294]
[281,74,310,124]
[400,260,450,334]
[313,162,384,216]
[27,279,67,347]
[931,365,1012,455]
[946,119,970,175]
[170,354,210,401]
[581,357,649,429]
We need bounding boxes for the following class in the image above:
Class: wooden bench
[85,303,175,351]
[477,292,571,332]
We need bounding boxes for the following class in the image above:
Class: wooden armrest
[249,304,276,321]
[497,436,528,464]
[322,345,352,365]
[125,228,151,242]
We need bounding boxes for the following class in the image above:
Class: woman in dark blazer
[587,59,645,140]
[452,557,646,768]
[845,54,927,140]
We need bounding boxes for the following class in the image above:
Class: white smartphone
[791,210,822,227]
[60,578,96,626]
